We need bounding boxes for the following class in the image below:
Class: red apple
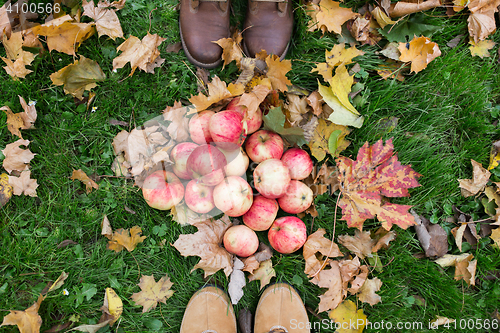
[223,225,259,257]
[245,130,284,163]
[226,97,263,134]
[277,180,313,214]
[213,176,253,217]
[142,170,184,210]
[170,142,199,179]
[243,196,279,231]
[189,110,215,144]
[281,148,313,180]
[268,216,307,254]
[209,110,246,149]
[186,144,227,186]
[184,180,215,214]
[253,159,291,199]
[220,147,249,177]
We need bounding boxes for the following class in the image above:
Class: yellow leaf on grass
[371,7,396,28]
[50,55,106,100]
[309,119,347,161]
[1,105,24,138]
[490,227,500,248]
[265,55,292,92]
[100,288,123,325]
[8,170,38,197]
[458,159,490,197]
[189,76,244,112]
[70,169,99,193]
[248,259,276,290]
[131,274,175,313]
[311,44,364,82]
[1,139,35,174]
[107,226,146,253]
[0,173,13,207]
[1,31,37,80]
[0,294,43,333]
[112,33,166,76]
[435,253,477,286]
[398,36,441,73]
[310,0,358,34]
[82,0,124,40]
[329,300,367,333]
[469,39,496,58]
[32,20,95,56]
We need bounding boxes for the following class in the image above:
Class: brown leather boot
[180,286,237,333]
[254,283,310,332]
[179,0,230,68]
[242,0,293,59]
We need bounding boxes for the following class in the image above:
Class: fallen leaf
[101,215,113,238]
[303,228,343,277]
[242,255,260,274]
[468,10,497,43]
[435,253,476,286]
[388,0,442,17]
[263,106,307,146]
[2,139,35,174]
[170,203,209,226]
[228,258,246,304]
[236,85,270,122]
[70,320,112,333]
[338,230,374,259]
[469,39,496,58]
[99,288,122,326]
[8,170,38,197]
[265,55,292,92]
[213,31,243,68]
[306,91,323,116]
[309,119,347,161]
[328,126,351,158]
[46,272,69,295]
[162,102,190,142]
[82,0,124,40]
[490,228,500,248]
[50,55,106,100]
[0,294,43,333]
[253,243,273,262]
[358,278,382,306]
[172,215,234,277]
[329,300,367,333]
[0,173,13,207]
[189,76,244,112]
[107,226,146,253]
[430,316,456,328]
[308,0,358,34]
[399,36,441,73]
[447,34,464,48]
[0,1,13,39]
[458,159,490,197]
[70,169,99,193]
[131,274,175,312]
[18,96,37,129]
[1,31,37,80]
[411,210,448,257]
[166,42,182,53]
[453,223,467,252]
[112,33,166,76]
[311,44,364,82]
[1,105,24,138]
[284,94,309,126]
[376,60,406,82]
[371,6,396,28]
[57,239,78,248]
[338,138,422,230]
[488,140,500,170]
[248,259,276,290]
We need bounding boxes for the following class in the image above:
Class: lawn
[1,0,500,332]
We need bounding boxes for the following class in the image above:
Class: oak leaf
[337,138,422,230]
[398,36,441,73]
[70,169,99,193]
[248,259,276,290]
[0,294,43,333]
[265,55,291,92]
[469,39,496,58]
[309,0,358,34]
[82,0,124,40]
[189,76,244,112]
[172,215,234,277]
[329,300,367,333]
[2,139,35,174]
[131,274,175,313]
[213,31,243,68]
[458,159,490,197]
[358,277,382,305]
[112,33,166,76]
[50,55,106,100]
[8,170,38,197]
[106,226,146,252]
[303,228,343,277]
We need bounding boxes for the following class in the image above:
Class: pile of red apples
[142,98,315,256]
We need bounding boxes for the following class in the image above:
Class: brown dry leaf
[172,215,234,277]
[31,19,95,55]
[82,0,124,40]
[8,170,38,197]
[435,253,477,286]
[265,55,292,92]
[166,42,182,53]
[238,85,271,121]
[213,31,243,68]
[468,11,497,43]
[458,160,490,197]
[308,0,358,34]
[70,169,99,193]
[399,36,441,73]
[101,215,113,238]
[112,33,166,76]
[350,16,370,43]
[469,39,496,58]
[18,96,37,130]
[107,226,147,252]
[170,203,209,226]
[388,0,442,17]
[0,1,13,39]
[1,105,24,138]
[1,31,37,80]
[242,255,260,273]
[162,101,190,142]
[338,230,374,259]
[1,57,33,80]
[303,228,343,277]
[328,300,367,332]
[248,259,276,290]
[490,228,500,248]
[453,223,467,252]
[285,94,309,126]
[371,228,396,253]
[131,274,175,313]
[50,55,106,100]
[358,277,382,306]
[2,139,35,174]
[0,294,43,333]
[306,91,323,116]
[189,76,244,112]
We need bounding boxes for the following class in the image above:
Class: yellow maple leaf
[469,39,496,58]
[189,75,244,112]
[248,259,276,290]
[213,31,243,69]
[310,0,358,34]
[311,43,364,81]
[490,228,500,248]
[50,55,106,100]
[107,225,147,252]
[329,300,367,333]
[1,105,24,139]
[398,36,441,73]
[309,119,348,161]
[112,33,166,76]
[265,54,292,92]
[0,295,43,333]
[82,0,124,40]
[131,274,175,313]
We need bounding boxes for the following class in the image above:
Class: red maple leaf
[337,138,422,230]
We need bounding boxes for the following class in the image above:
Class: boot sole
[179,22,222,69]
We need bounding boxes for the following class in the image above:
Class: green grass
[1,0,500,332]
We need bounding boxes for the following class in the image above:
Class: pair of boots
[179,0,294,69]
[180,283,311,332]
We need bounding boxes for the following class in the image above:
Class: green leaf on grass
[263,107,307,146]
[380,14,441,43]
